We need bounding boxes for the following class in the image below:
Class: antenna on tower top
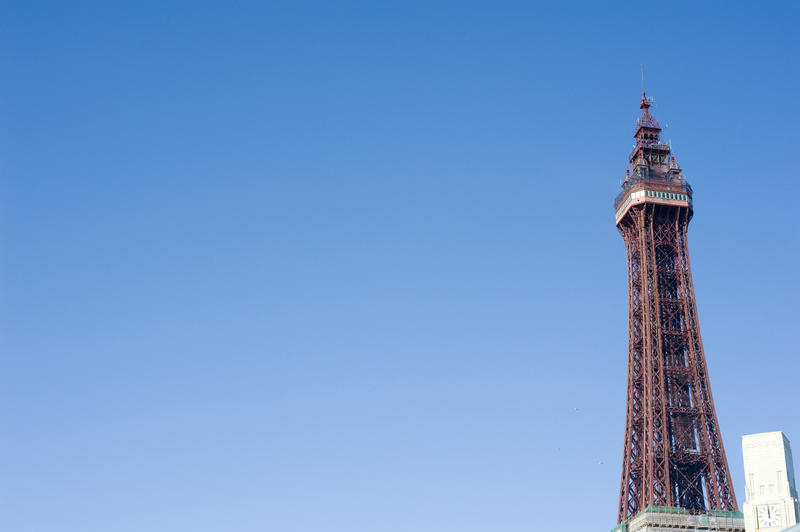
[641,64,645,94]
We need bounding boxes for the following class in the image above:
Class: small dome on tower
[637,92,660,130]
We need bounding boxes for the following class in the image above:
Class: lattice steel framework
[614,93,738,524]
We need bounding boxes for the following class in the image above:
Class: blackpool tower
[613,92,743,531]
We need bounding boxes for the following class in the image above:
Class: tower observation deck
[614,92,740,527]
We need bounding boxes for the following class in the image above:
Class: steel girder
[616,202,737,523]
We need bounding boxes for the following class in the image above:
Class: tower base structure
[612,507,745,532]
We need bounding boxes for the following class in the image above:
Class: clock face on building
[757,504,782,528]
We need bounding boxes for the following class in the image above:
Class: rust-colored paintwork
[615,94,738,523]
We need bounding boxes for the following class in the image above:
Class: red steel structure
[614,93,738,523]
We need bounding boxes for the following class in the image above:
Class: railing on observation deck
[633,139,670,150]
[615,175,693,208]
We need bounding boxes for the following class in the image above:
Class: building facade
[742,432,800,532]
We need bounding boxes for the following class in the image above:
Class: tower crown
[615,92,693,224]
[630,92,670,164]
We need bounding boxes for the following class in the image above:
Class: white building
[742,432,800,532]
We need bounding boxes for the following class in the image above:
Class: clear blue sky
[2,2,798,531]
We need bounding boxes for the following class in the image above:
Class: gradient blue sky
[2,2,799,531]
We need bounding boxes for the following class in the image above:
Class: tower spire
[641,64,645,95]
[640,65,651,112]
